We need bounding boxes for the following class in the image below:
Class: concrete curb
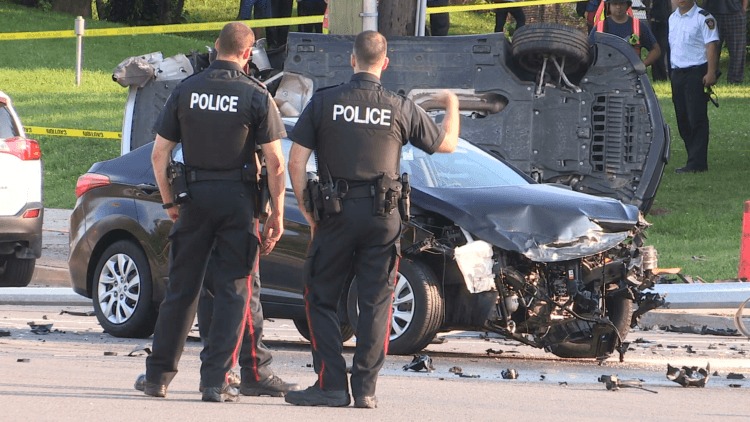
[0,287,90,307]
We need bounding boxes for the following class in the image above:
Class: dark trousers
[198,238,273,384]
[267,0,293,49]
[495,7,526,32]
[427,0,450,36]
[304,198,401,398]
[671,64,710,171]
[146,180,258,388]
[650,21,670,81]
[714,12,747,83]
[298,1,327,33]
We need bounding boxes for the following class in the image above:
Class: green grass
[2,0,750,282]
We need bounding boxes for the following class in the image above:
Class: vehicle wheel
[548,294,633,359]
[293,317,355,343]
[0,256,35,287]
[347,258,444,355]
[92,240,157,338]
[511,23,590,76]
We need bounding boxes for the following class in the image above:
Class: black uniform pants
[298,1,327,33]
[146,180,258,388]
[267,0,293,49]
[198,244,273,383]
[671,63,710,171]
[304,198,401,398]
[494,7,526,33]
[650,20,670,81]
[427,0,450,36]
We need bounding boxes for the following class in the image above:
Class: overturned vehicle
[83,24,668,360]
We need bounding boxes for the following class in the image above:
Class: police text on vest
[190,93,239,112]
[333,104,391,126]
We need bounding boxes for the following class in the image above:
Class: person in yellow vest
[589,0,662,68]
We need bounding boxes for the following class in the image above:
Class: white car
[0,90,43,287]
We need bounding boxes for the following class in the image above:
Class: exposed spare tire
[511,23,590,76]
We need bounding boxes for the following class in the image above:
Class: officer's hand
[260,211,284,255]
[432,89,459,108]
[167,207,179,222]
[703,72,717,87]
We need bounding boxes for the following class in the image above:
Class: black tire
[548,294,634,359]
[293,317,355,343]
[511,23,590,76]
[0,256,35,287]
[347,258,444,356]
[92,240,157,338]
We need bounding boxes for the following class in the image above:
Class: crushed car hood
[412,184,640,262]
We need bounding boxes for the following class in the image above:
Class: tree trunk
[378,0,418,36]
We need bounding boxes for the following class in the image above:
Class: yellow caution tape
[429,0,581,14]
[24,126,121,140]
[0,15,323,41]
[0,0,585,41]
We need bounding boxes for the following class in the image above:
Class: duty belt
[187,168,244,182]
[342,183,375,200]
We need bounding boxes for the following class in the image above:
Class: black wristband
[162,203,175,209]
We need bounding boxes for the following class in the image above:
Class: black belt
[187,168,244,182]
[342,183,375,200]
[672,63,706,73]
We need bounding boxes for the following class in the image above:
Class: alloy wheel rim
[390,273,415,340]
[97,253,141,324]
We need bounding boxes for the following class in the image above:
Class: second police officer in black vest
[141,22,288,403]
[285,30,460,408]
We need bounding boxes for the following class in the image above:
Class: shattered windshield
[401,139,529,189]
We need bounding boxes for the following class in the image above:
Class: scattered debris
[449,366,463,374]
[403,354,434,372]
[539,375,546,381]
[726,373,746,380]
[712,371,720,377]
[485,348,503,356]
[501,369,518,380]
[558,382,568,386]
[708,344,718,350]
[0,329,10,337]
[729,384,742,388]
[684,345,696,354]
[42,315,48,320]
[666,325,739,336]
[17,358,30,363]
[104,351,118,356]
[598,375,658,394]
[633,338,652,344]
[666,363,711,387]
[27,322,53,335]
[459,373,480,378]
[128,344,152,357]
[59,310,95,317]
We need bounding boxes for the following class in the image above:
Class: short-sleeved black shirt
[157,60,286,172]
[290,72,444,182]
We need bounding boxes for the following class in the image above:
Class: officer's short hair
[218,22,255,57]
[353,31,387,68]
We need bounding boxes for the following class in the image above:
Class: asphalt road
[1,304,750,422]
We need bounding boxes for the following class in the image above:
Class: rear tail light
[22,208,41,218]
[76,173,111,198]
[0,136,41,160]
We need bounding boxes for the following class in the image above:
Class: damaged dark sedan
[69,24,667,360]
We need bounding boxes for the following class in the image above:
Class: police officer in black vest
[285,30,459,409]
[141,22,287,403]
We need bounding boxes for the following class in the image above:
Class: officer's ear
[350,54,356,69]
[381,56,389,72]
